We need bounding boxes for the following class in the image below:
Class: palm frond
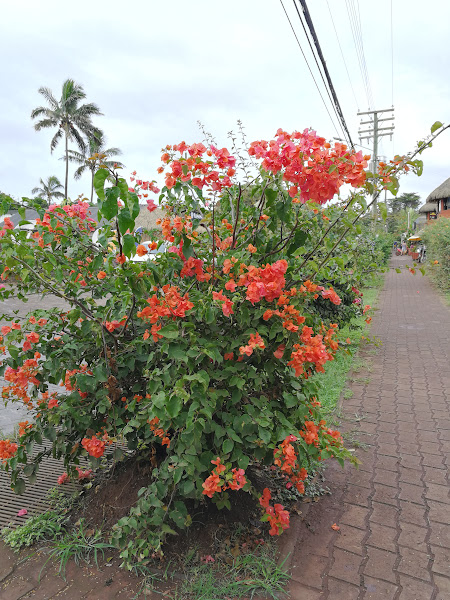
[69,126,87,153]
[31,186,44,196]
[31,106,53,119]
[50,128,64,153]
[73,165,87,180]
[66,150,86,164]
[61,79,86,107]
[47,175,63,189]
[37,87,59,110]
[76,103,103,119]
[33,117,59,131]
[104,147,123,157]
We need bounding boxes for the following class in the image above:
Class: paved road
[283,255,450,599]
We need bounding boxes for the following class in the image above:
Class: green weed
[43,519,113,579]
[168,543,289,600]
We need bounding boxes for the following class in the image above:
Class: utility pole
[357,108,395,219]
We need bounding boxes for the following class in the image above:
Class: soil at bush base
[63,452,325,600]
[72,456,274,566]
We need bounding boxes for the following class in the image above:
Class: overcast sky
[1,0,449,206]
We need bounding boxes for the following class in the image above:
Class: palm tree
[31,176,65,206]
[31,79,103,200]
[67,132,124,203]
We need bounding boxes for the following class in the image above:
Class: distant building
[418,177,450,222]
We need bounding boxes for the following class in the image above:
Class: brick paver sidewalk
[282,255,450,599]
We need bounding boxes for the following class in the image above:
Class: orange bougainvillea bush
[0,126,427,566]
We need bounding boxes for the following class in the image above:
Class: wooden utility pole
[357,108,395,217]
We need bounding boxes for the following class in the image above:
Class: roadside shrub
[422,218,450,292]
[0,127,421,566]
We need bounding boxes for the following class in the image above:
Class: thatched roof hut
[134,207,166,230]
[425,176,450,203]
[419,177,450,220]
[418,202,437,214]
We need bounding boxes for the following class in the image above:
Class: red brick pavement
[281,256,450,599]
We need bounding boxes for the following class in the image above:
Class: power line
[290,0,347,141]
[345,0,374,108]
[390,0,394,107]
[355,1,374,107]
[279,0,342,138]
[325,0,359,110]
[296,0,356,149]
[352,0,373,107]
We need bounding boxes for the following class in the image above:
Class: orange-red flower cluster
[239,332,265,357]
[0,439,18,462]
[287,326,336,377]
[273,435,308,494]
[259,488,290,536]
[212,290,234,317]
[202,457,247,498]
[180,256,208,282]
[161,142,236,193]
[321,287,341,305]
[2,359,40,408]
[248,129,368,204]
[148,416,170,447]
[138,285,194,342]
[81,435,107,458]
[104,317,127,332]
[238,260,288,304]
[18,420,32,437]
[63,365,91,392]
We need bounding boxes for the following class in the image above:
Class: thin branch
[231,183,242,249]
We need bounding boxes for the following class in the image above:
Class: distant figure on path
[401,241,407,255]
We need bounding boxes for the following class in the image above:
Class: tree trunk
[91,170,94,204]
[65,129,69,200]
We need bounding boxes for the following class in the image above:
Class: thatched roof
[425,176,450,202]
[134,207,166,230]
[418,202,438,213]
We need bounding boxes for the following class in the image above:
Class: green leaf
[395,268,402,274]
[101,187,120,220]
[93,169,109,202]
[122,233,136,258]
[287,229,308,256]
[182,480,195,495]
[127,191,140,220]
[117,209,135,235]
[182,235,194,259]
[44,426,56,442]
[158,323,179,339]
[229,376,245,389]
[264,188,278,206]
[168,344,187,360]
[378,202,388,222]
[13,478,26,495]
[222,438,234,454]
[117,177,129,200]
[166,393,183,418]
[431,121,443,134]
[205,307,215,324]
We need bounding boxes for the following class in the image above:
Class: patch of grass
[43,519,113,579]
[165,541,289,600]
[1,511,67,551]
[1,489,77,551]
[313,273,384,415]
